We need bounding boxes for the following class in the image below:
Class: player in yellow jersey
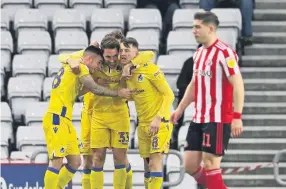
[61,35,154,189]
[43,46,132,189]
[120,38,175,189]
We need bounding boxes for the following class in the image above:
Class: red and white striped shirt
[192,39,240,123]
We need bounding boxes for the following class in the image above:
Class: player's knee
[202,152,222,170]
[50,157,63,170]
[92,149,106,165]
[148,153,163,171]
[113,149,127,165]
[82,155,93,169]
[184,160,200,175]
[68,155,82,170]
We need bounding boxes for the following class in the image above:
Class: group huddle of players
[42,30,175,189]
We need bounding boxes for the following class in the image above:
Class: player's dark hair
[100,36,120,51]
[104,30,125,41]
[194,11,219,28]
[121,37,139,49]
[84,45,104,60]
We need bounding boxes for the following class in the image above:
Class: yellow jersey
[47,63,89,120]
[92,65,128,113]
[126,62,175,124]
[82,92,95,115]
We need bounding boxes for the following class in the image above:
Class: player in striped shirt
[171,11,244,189]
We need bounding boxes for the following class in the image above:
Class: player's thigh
[80,112,92,155]
[110,117,130,149]
[43,113,69,159]
[137,125,151,158]
[201,123,231,156]
[150,122,173,155]
[184,122,203,152]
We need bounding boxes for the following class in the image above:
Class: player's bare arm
[229,73,245,137]
[79,74,132,98]
[149,74,175,135]
[171,78,195,124]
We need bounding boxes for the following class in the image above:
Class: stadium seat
[34,0,68,21]
[55,30,88,54]
[43,77,53,101]
[165,75,179,96]
[179,0,199,9]
[217,29,237,50]
[12,54,47,82]
[53,9,86,35]
[10,151,48,163]
[1,9,10,30]
[134,126,138,148]
[69,0,102,20]
[1,126,11,159]
[128,9,162,36]
[127,30,160,60]
[104,0,137,22]
[169,173,197,189]
[183,102,195,124]
[1,30,13,72]
[157,55,189,75]
[17,30,52,57]
[1,102,13,142]
[211,8,242,39]
[91,9,124,32]
[178,124,188,149]
[0,64,4,97]
[25,102,49,126]
[1,0,32,22]
[48,55,62,77]
[16,126,46,152]
[14,9,48,37]
[172,9,203,31]
[167,31,198,55]
[72,103,83,126]
[8,77,42,122]
[90,30,114,44]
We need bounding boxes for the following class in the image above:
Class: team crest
[137,74,144,82]
[205,59,213,66]
[143,63,148,67]
[60,147,65,153]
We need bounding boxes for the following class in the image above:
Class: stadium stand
[1,0,286,188]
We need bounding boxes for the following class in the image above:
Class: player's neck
[203,35,218,49]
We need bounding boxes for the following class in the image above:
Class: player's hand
[118,88,133,99]
[96,78,109,87]
[170,108,183,124]
[90,41,99,47]
[231,119,243,138]
[67,58,81,75]
[122,64,133,80]
[149,116,161,136]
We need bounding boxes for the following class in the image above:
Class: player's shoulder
[215,40,237,58]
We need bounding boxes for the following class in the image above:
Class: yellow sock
[44,167,59,189]
[57,165,76,189]
[113,164,127,189]
[90,167,104,189]
[148,172,163,189]
[125,163,133,189]
[144,172,150,189]
[82,169,91,189]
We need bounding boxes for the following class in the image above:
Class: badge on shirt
[137,74,144,82]
[227,57,236,68]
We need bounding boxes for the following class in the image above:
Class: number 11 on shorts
[202,133,211,147]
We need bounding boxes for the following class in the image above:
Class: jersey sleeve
[131,51,155,66]
[78,63,90,78]
[221,48,240,77]
[58,49,85,63]
[145,66,175,118]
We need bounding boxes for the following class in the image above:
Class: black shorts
[184,122,231,156]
